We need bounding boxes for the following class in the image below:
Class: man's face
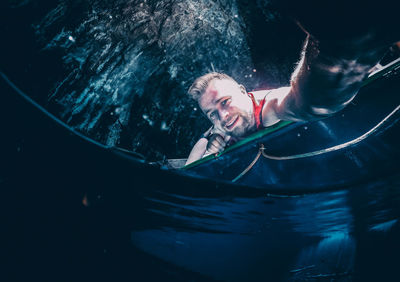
[198,79,256,138]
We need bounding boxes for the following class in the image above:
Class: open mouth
[225,115,239,130]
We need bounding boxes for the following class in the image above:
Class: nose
[218,108,230,121]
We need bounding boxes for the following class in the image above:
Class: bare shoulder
[250,89,272,100]
[264,86,291,101]
[252,87,291,101]
[261,86,292,126]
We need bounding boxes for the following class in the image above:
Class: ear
[239,84,247,95]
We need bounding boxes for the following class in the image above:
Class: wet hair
[188,72,236,101]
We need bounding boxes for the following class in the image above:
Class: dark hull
[185,66,400,190]
[1,70,400,281]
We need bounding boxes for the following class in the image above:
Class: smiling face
[198,79,256,138]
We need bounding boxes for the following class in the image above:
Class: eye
[221,98,231,106]
[209,111,217,120]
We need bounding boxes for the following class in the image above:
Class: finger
[212,127,225,136]
[205,147,218,156]
[204,126,214,136]
[208,142,224,153]
[208,143,222,153]
[214,135,226,148]
[206,141,218,154]
[212,137,226,150]
[213,129,229,143]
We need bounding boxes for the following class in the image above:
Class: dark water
[1,0,304,160]
[131,176,400,281]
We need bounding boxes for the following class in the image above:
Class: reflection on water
[130,175,400,280]
[286,190,356,280]
[286,190,353,237]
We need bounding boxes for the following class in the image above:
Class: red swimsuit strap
[248,92,266,130]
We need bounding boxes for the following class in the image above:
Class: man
[186,25,398,165]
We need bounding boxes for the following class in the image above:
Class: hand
[200,126,214,140]
[204,131,231,157]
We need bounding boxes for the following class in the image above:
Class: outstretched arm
[262,33,393,126]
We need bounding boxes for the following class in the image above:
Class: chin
[231,127,250,138]
[228,125,244,138]
[228,118,255,138]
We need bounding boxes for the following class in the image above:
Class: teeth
[226,116,237,127]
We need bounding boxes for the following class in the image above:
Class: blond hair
[188,72,236,101]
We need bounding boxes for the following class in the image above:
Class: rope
[261,105,400,160]
[231,104,399,182]
[232,144,263,182]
